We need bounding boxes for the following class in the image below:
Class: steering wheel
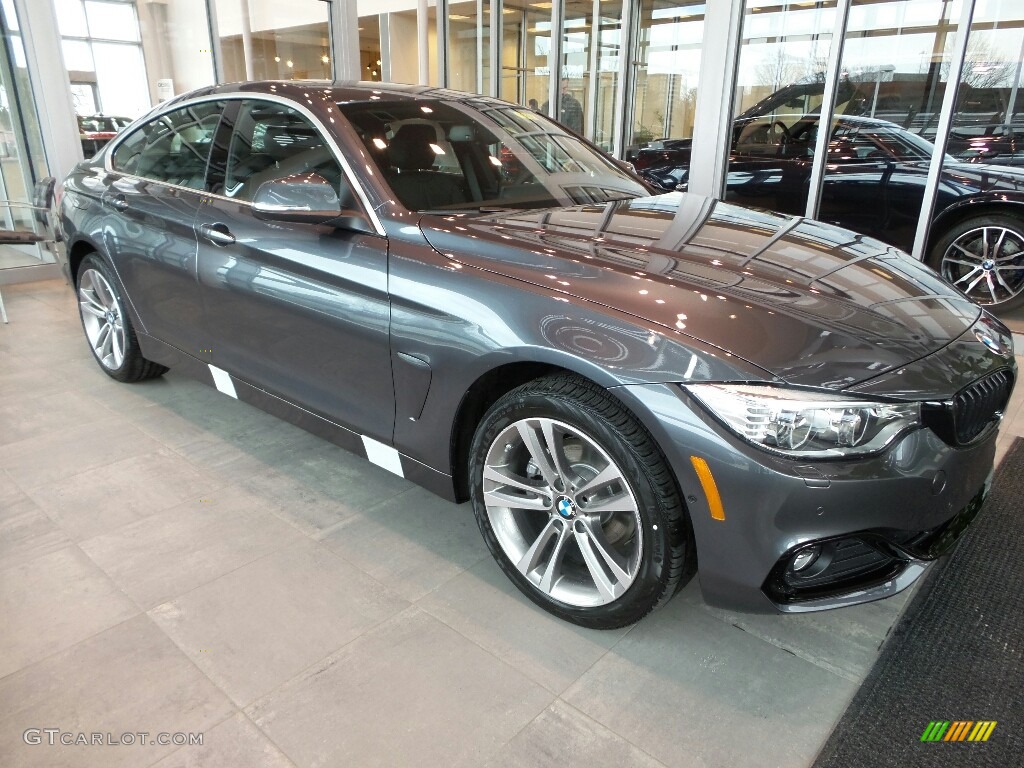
[768,120,791,143]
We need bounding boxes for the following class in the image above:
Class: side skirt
[136,332,459,502]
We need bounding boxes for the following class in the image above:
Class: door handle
[199,223,236,246]
[108,194,128,211]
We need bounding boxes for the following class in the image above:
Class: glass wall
[555,0,624,151]
[629,0,704,158]
[724,0,838,215]
[500,1,551,110]
[11,0,1020,293]
[57,0,215,118]
[450,0,492,95]
[214,0,332,82]
[0,0,51,267]
[357,13,381,82]
[380,8,420,85]
[931,0,1024,307]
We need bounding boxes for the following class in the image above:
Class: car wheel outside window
[469,373,696,629]
[929,214,1024,312]
[76,254,167,382]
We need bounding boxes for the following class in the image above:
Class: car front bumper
[614,382,999,614]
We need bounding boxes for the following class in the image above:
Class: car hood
[419,193,982,389]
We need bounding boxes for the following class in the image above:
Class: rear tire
[469,373,695,629]
[927,214,1024,312]
[76,254,167,382]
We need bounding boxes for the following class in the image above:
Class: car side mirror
[252,172,373,233]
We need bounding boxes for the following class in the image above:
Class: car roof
[163,80,504,110]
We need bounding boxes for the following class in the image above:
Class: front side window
[219,101,343,202]
[111,102,223,189]
[338,99,648,212]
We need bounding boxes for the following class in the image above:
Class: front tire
[76,254,167,382]
[469,374,695,629]
[928,214,1024,312]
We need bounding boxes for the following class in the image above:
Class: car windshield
[337,98,648,213]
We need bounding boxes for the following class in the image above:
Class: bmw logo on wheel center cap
[556,496,576,519]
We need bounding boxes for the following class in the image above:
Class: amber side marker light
[690,456,725,521]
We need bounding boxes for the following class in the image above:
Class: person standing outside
[542,79,584,134]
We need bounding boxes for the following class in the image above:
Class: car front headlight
[685,384,921,458]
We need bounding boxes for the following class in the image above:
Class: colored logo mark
[974,329,1004,355]
[920,721,997,742]
[556,497,575,519]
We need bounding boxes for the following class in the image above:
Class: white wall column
[687,0,744,198]
[437,0,449,86]
[611,0,634,158]
[329,0,361,81]
[417,0,429,84]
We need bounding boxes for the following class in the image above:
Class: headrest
[389,123,438,171]
[448,125,474,142]
[261,124,319,158]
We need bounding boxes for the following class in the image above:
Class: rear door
[102,101,224,353]
[194,98,395,443]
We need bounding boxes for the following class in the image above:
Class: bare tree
[941,36,1017,88]
[754,50,804,91]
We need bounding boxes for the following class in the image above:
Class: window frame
[212,98,349,204]
[104,93,386,237]
[109,100,225,190]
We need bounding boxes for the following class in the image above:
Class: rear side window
[111,102,223,190]
[219,100,342,201]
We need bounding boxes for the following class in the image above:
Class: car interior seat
[387,123,468,210]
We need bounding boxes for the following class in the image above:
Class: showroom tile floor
[2,278,1023,768]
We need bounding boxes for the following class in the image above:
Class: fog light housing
[790,545,821,573]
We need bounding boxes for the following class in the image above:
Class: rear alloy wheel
[930,215,1024,312]
[77,255,167,382]
[469,374,694,628]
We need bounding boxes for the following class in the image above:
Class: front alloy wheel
[482,417,643,608]
[470,374,695,629]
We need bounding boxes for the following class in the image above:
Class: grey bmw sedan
[57,81,1016,628]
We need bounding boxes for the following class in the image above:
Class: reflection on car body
[636,111,1024,311]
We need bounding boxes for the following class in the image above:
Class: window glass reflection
[213,0,332,82]
[629,0,704,159]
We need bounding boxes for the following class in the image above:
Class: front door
[194,99,395,443]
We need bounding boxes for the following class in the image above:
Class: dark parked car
[78,114,132,157]
[58,82,1016,628]
[636,112,1024,311]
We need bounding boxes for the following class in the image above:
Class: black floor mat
[814,438,1024,768]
